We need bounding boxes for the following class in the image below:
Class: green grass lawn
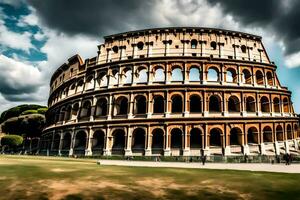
[0,155,299,200]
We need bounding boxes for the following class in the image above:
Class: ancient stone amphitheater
[40,27,300,157]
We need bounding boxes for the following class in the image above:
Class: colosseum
[40,27,300,157]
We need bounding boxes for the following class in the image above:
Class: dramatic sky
[1,0,300,113]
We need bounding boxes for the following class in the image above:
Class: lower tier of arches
[40,120,300,157]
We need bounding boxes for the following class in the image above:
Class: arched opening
[191,39,197,49]
[59,107,66,121]
[137,68,148,83]
[110,70,119,85]
[77,79,84,92]
[65,105,72,121]
[85,75,94,90]
[92,130,105,155]
[263,126,273,143]
[283,97,289,113]
[171,95,183,113]
[226,68,237,83]
[276,125,284,141]
[246,96,255,112]
[95,98,108,117]
[266,72,273,86]
[154,68,165,82]
[242,69,252,84]
[152,129,164,154]
[228,96,240,112]
[273,97,280,113]
[62,132,71,153]
[171,128,182,148]
[210,41,217,50]
[207,67,219,82]
[97,73,108,87]
[241,45,247,53]
[80,101,92,119]
[132,128,146,152]
[209,95,221,112]
[115,96,128,115]
[287,124,293,140]
[261,96,270,113]
[171,67,183,82]
[72,103,79,119]
[256,70,264,85]
[123,68,132,84]
[210,128,222,147]
[137,41,144,50]
[189,67,201,81]
[134,95,147,114]
[294,124,298,139]
[190,95,202,113]
[230,128,242,145]
[247,127,258,144]
[190,128,202,148]
[52,134,60,150]
[112,129,125,154]
[74,131,87,154]
[153,95,164,114]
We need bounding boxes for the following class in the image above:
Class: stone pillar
[128,93,134,119]
[69,131,75,156]
[183,125,190,156]
[203,124,210,156]
[103,127,111,156]
[145,126,152,156]
[125,127,133,156]
[147,92,152,118]
[164,126,171,156]
[274,141,280,155]
[107,94,113,120]
[58,132,63,156]
[165,91,170,117]
[284,140,290,154]
[85,129,93,156]
[183,90,189,117]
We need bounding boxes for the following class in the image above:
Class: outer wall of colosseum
[40,27,300,157]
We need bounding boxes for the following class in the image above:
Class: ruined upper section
[50,27,271,88]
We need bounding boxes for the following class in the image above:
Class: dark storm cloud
[28,0,158,37]
[208,0,300,54]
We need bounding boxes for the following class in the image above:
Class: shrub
[1,135,23,148]
[37,107,48,114]
[21,110,38,115]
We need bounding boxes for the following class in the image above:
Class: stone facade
[40,27,300,157]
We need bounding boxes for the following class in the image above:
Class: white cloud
[284,51,300,68]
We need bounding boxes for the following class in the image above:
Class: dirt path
[98,160,300,173]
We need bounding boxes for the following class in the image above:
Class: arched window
[137,42,144,50]
[52,134,60,150]
[191,39,197,49]
[123,68,132,84]
[62,132,72,150]
[263,126,272,143]
[210,128,222,146]
[152,129,164,150]
[189,95,201,113]
[247,127,258,144]
[207,67,219,81]
[153,95,164,114]
[154,68,165,82]
[171,67,183,82]
[228,96,240,112]
[85,75,94,90]
[137,68,147,83]
[242,69,251,84]
[112,129,125,152]
[171,128,182,148]
[287,124,293,140]
[93,130,105,150]
[209,95,221,112]
[261,96,270,113]
[241,45,247,53]
[266,72,273,86]
[115,97,128,115]
[77,79,84,92]
[256,70,264,85]
[210,41,217,50]
[171,95,183,113]
[189,67,200,81]
[110,70,119,85]
[97,73,108,87]
[134,95,146,114]
[64,105,72,121]
[230,128,242,145]
[95,98,108,116]
[273,97,280,113]
[190,128,202,148]
[80,101,92,118]
[276,125,284,141]
[72,103,79,119]
[246,96,255,112]
[226,68,237,83]
[132,128,146,151]
[283,97,289,113]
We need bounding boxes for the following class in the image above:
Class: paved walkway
[98,160,300,173]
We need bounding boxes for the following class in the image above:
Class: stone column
[183,90,189,117]
[103,127,111,156]
[107,94,113,120]
[165,91,170,117]
[145,126,152,156]
[85,129,93,156]
[147,92,152,118]
[69,130,75,156]
[164,126,171,156]
[58,132,63,156]
[125,127,133,156]
[128,93,134,119]
[183,125,190,156]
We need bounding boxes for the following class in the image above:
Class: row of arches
[43,123,299,156]
[50,64,276,105]
[52,93,291,124]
